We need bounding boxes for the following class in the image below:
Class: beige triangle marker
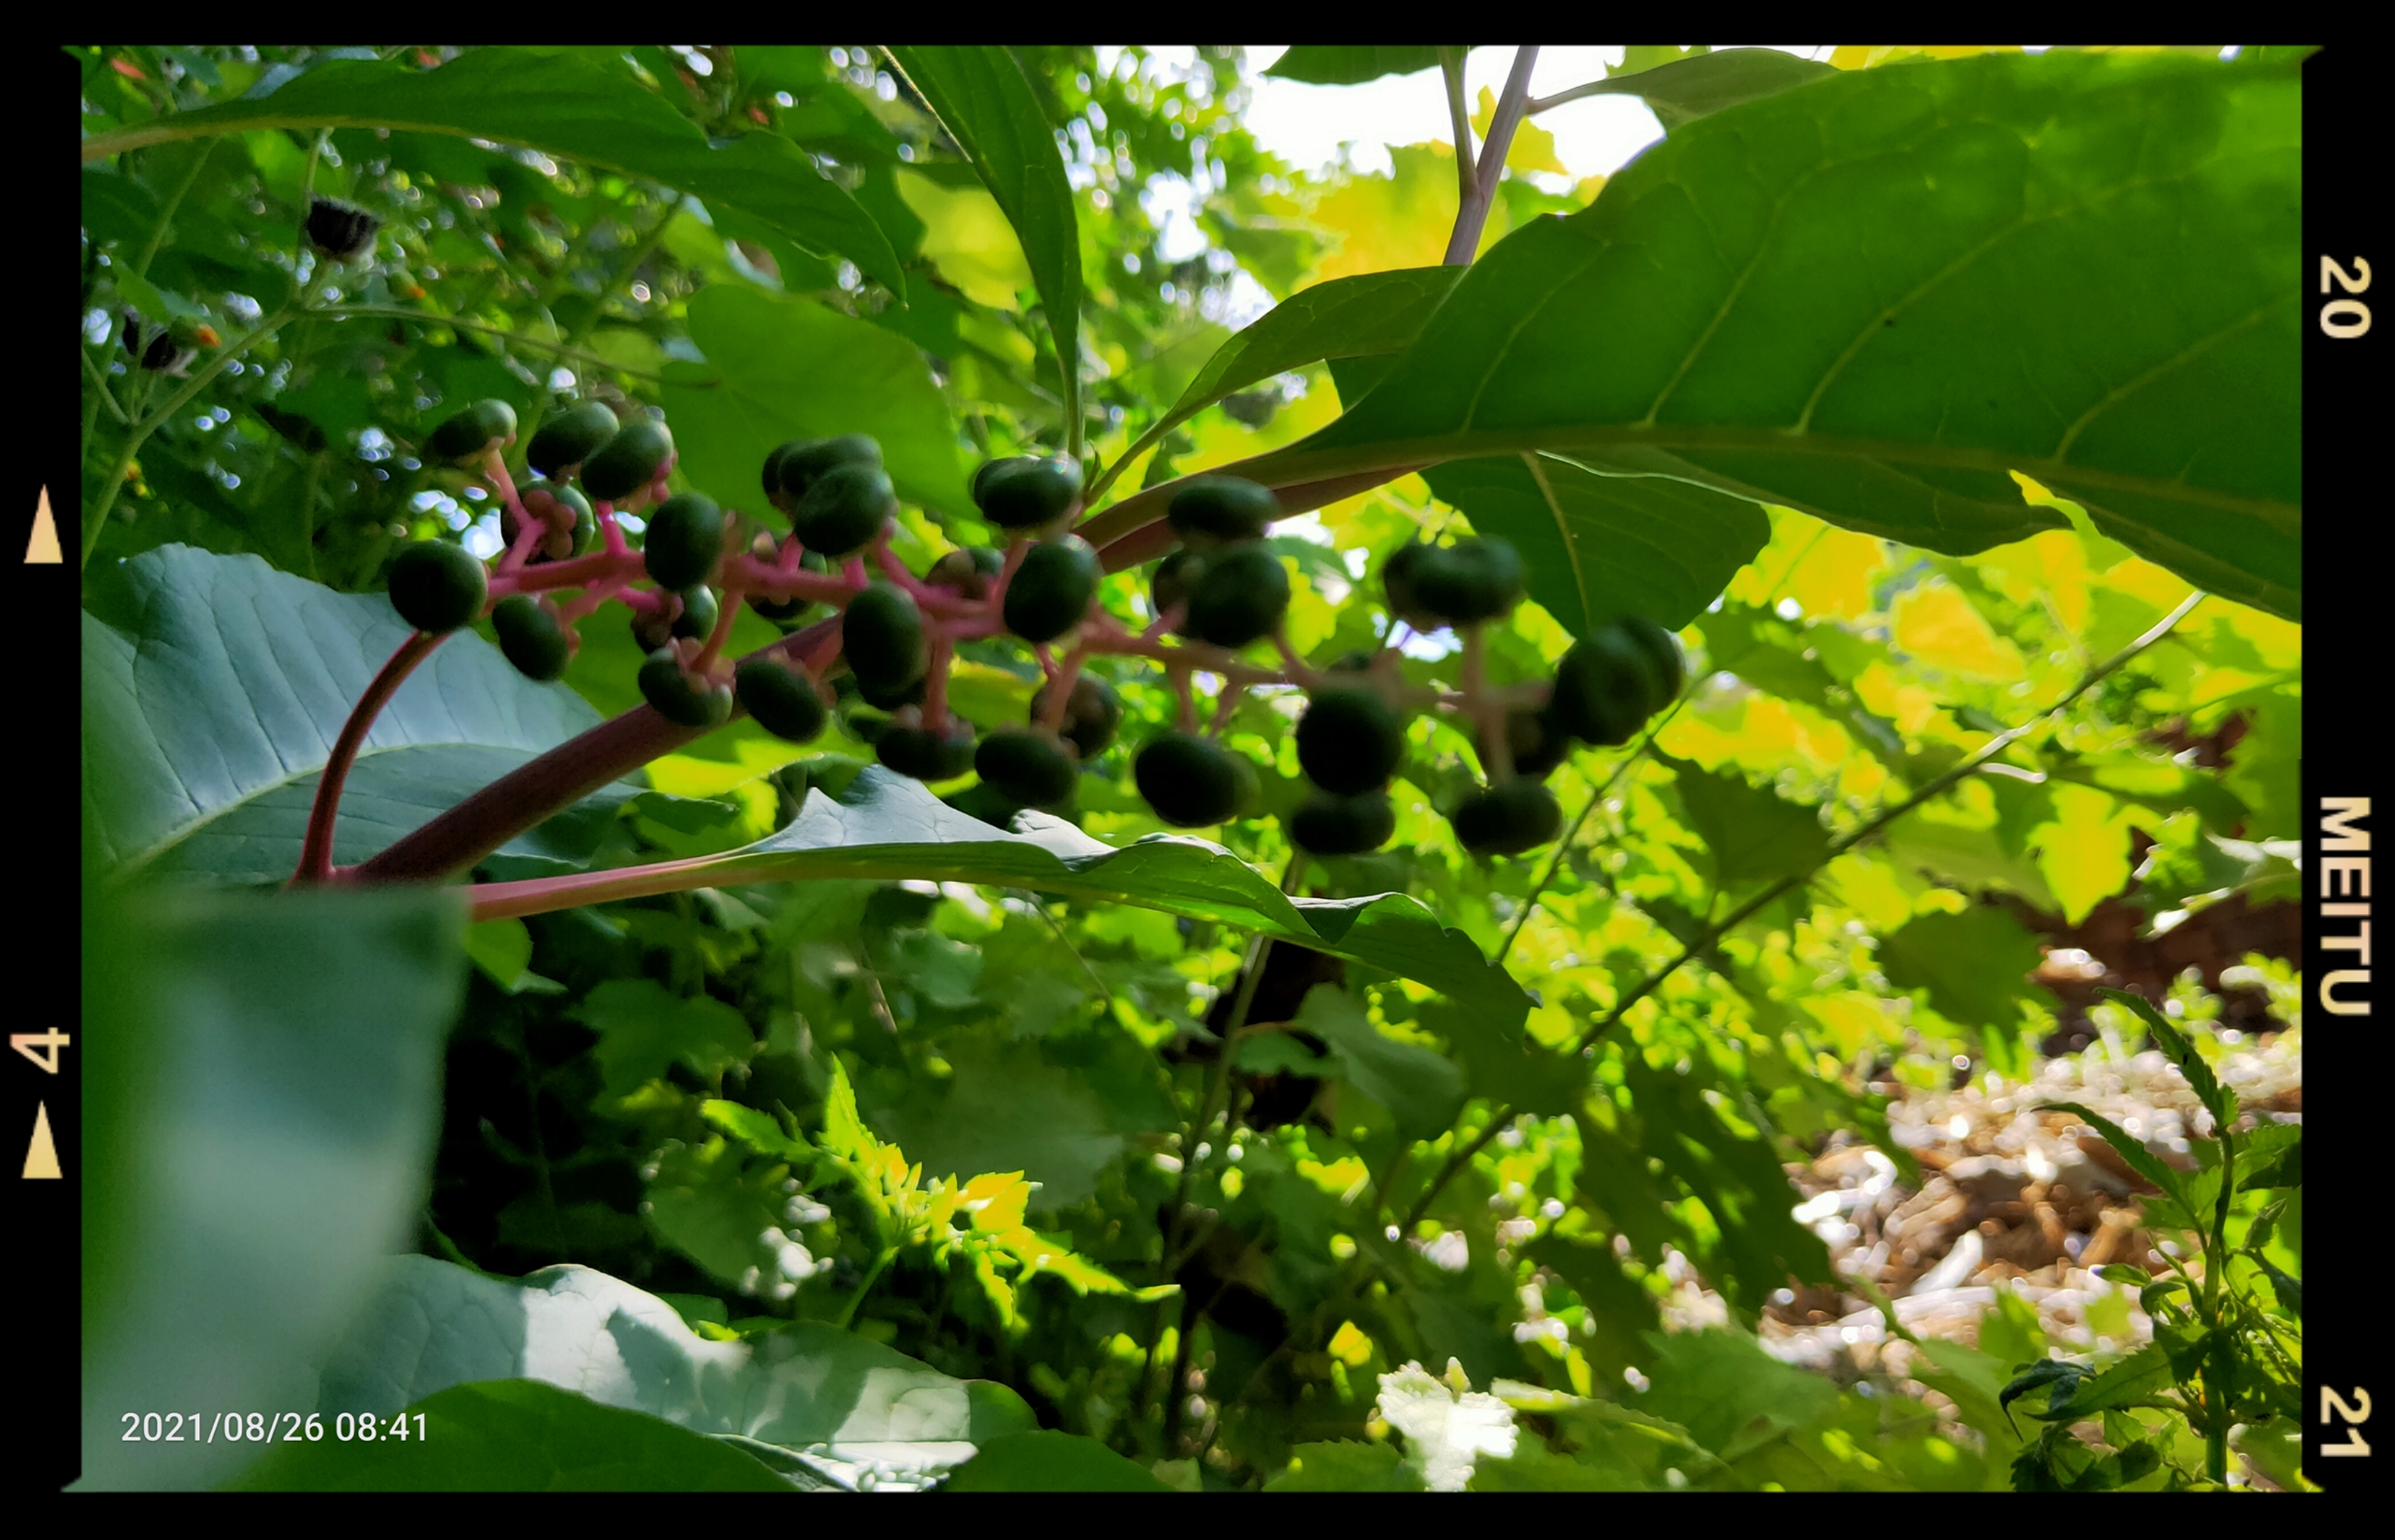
[24,1101,61,1179]
[27,486,61,564]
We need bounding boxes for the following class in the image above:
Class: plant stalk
[1442,46,1537,265]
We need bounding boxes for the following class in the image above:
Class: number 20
[2322,1386,2372,1457]
[2321,257,2371,339]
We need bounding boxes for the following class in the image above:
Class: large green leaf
[80,883,467,1492]
[82,545,631,884]
[1292,984,1468,1144]
[78,48,906,296]
[1241,52,2302,619]
[309,1255,1037,1490]
[1266,47,1455,86]
[663,284,973,519]
[234,1380,794,1492]
[884,47,1082,446]
[1562,48,1839,131]
[941,1431,1174,1492]
[1660,756,1833,888]
[470,765,1534,1040]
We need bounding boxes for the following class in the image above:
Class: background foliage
[78,43,2302,1492]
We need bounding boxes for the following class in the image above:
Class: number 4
[11,1030,69,1074]
[2322,1387,2373,1457]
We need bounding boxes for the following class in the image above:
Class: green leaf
[1658,756,1833,888]
[482,766,1533,1041]
[85,48,907,296]
[1560,47,1840,131]
[571,978,759,1099]
[1291,985,1468,1144]
[1242,53,2302,620]
[233,1380,793,1491]
[871,1038,1134,1209]
[2095,987,2235,1135]
[884,48,1081,447]
[83,546,631,885]
[940,1430,1173,1492]
[1266,1439,1426,1491]
[664,284,973,519]
[308,1256,1037,1490]
[2038,1343,2174,1420]
[1266,47,1455,86]
[80,884,467,1492]
[1420,454,1768,635]
[1877,907,2059,1030]
[1635,1328,1840,1461]
[2041,1102,2192,1209]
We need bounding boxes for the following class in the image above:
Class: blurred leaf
[235,1380,792,1491]
[1658,756,1832,888]
[1266,46,1455,85]
[1562,48,1838,131]
[1291,985,1467,1144]
[1877,907,2058,1030]
[80,885,466,1492]
[572,979,759,1100]
[1265,1440,1425,1491]
[2041,1102,2192,1210]
[941,1430,1172,1492]
[1635,1328,1839,1461]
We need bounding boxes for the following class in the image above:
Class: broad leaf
[1266,46,1456,86]
[1240,53,2302,619]
[1292,984,1468,1143]
[309,1255,1037,1490]
[664,284,973,520]
[83,545,633,884]
[1660,756,1833,888]
[234,1380,794,1492]
[81,48,907,296]
[80,884,467,1492]
[471,765,1534,1040]
[885,47,1081,444]
[941,1430,1173,1492]
[1561,48,1839,130]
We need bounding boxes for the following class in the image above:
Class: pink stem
[597,500,629,557]
[922,630,955,731]
[292,629,447,885]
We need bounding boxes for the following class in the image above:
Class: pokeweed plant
[78,43,2303,1493]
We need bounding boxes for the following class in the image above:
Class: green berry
[387,540,488,634]
[670,585,719,642]
[1549,627,1663,748]
[1295,687,1405,795]
[791,461,897,559]
[642,492,724,590]
[1411,537,1524,627]
[526,400,620,478]
[926,545,1005,600]
[1167,475,1278,550]
[1288,789,1396,857]
[1134,732,1248,827]
[1152,548,1205,619]
[1503,705,1573,781]
[491,595,571,682]
[973,454,1082,531]
[426,398,517,462]
[841,582,928,694]
[735,660,829,744]
[1030,674,1123,760]
[1452,779,1562,856]
[580,419,675,503]
[775,434,883,505]
[1382,540,1437,629]
[1185,544,1290,649]
[637,650,733,729]
[975,727,1080,806]
[1002,535,1102,644]
[1611,615,1685,710]
[877,717,977,781]
[854,672,927,710]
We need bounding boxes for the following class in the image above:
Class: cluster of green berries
[383,399,1683,861]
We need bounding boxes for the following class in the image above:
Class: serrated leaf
[2096,987,2235,1135]
[1293,985,1467,1144]
[1658,756,1833,888]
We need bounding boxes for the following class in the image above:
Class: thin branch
[292,629,447,885]
[81,349,130,425]
[1442,46,1537,265]
[1439,46,1477,206]
[1526,79,1616,116]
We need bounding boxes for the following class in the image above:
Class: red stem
[292,628,447,885]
